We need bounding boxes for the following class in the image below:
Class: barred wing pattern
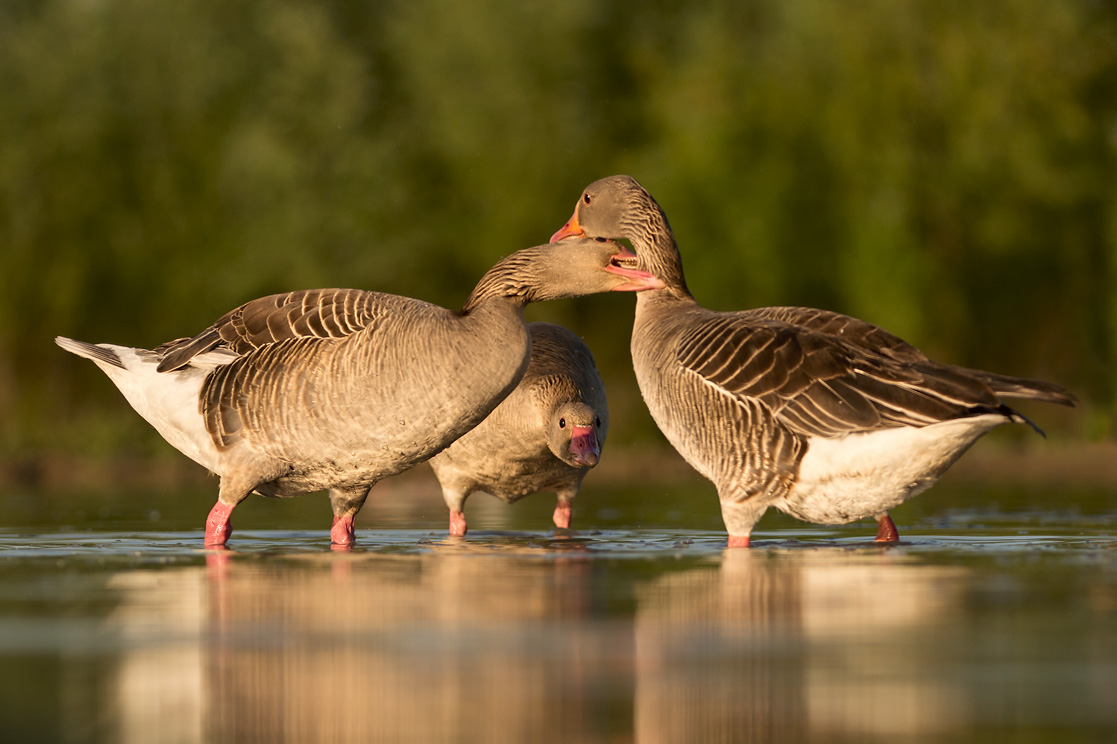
[156,289,382,372]
[200,336,325,451]
[745,307,1076,407]
[676,310,1014,439]
[743,306,929,363]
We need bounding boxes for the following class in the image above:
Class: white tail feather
[56,336,224,471]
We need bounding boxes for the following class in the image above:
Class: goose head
[537,236,665,297]
[547,401,604,468]
[549,177,686,292]
[465,236,664,310]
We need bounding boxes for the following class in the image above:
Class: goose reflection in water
[634,549,969,742]
[90,541,977,744]
[202,545,611,744]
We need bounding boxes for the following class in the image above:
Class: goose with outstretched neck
[551,175,1075,547]
[56,237,663,547]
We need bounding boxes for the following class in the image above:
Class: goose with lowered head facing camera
[56,237,663,547]
[429,321,609,537]
[551,175,1075,547]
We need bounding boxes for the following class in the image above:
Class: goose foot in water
[448,510,468,537]
[875,513,899,543]
[331,514,357,545]
[328,486,369,545]
[552,502,572,529]
[205,502,235,546]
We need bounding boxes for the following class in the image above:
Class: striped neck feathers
[620,189,690,297]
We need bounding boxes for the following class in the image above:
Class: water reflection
[635,549,805,742]
[634,549,969,742]
[83,538,1000,743]
[108,543,623,743]
[105,569,205,744]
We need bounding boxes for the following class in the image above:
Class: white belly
[776,415,1007,524]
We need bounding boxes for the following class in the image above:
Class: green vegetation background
[1,0,1111,468]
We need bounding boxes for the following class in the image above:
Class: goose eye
[595,417,601,427]
[559,418,566,429]
[582,193,591,205]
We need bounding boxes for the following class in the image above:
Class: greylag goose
[56,237,663,546]
[429,321,608,536]
[551,175,1076,547]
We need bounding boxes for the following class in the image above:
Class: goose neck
[631,230,690,298]
[461,253,539,313]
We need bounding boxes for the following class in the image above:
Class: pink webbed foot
[205,501,235,546]
[727,534,751,548]
[552,502,572,530]
[875,513,900,543]
[448,510,468,537]
[331,514,357,545]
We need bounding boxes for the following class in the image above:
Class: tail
[55,336,127,369]
[973,369,1077,407]
[54,336,222,471]
[963,368,1076,440]
[943,364,1077,408]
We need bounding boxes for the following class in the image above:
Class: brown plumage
[428,322,608,536]
[551,175,1075,546]
[56,238,662,546]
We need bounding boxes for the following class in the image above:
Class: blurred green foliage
[1,0,1112,461]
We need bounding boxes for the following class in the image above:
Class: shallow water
[0,480,1115,743]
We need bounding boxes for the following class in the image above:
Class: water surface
[0,479,1114,743]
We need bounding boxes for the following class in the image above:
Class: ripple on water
[0,521,1114,563]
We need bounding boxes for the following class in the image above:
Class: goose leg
[553,488,577,530]
[719,491,769,549]
[330,515,358,545]
[552,502,573,530]
[441,486,470,537]
[874,512,899,543]
[206,477,255,547]
[329,486,372,545]
[205,502,236,546]
[449,510,468,537]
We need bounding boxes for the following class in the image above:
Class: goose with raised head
[429,321,608,536]
[56,237,663,547]
[551,175,1076,547]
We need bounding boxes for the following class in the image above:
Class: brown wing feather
[745,306,930,364]
[747,307,1075,405]
[677,310,1017,438]
[199,336,322,451]
[156,289,380,372]
[946,366,1077,406]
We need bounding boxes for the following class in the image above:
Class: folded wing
[155,289,382,372]
[676,309,1072,439]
